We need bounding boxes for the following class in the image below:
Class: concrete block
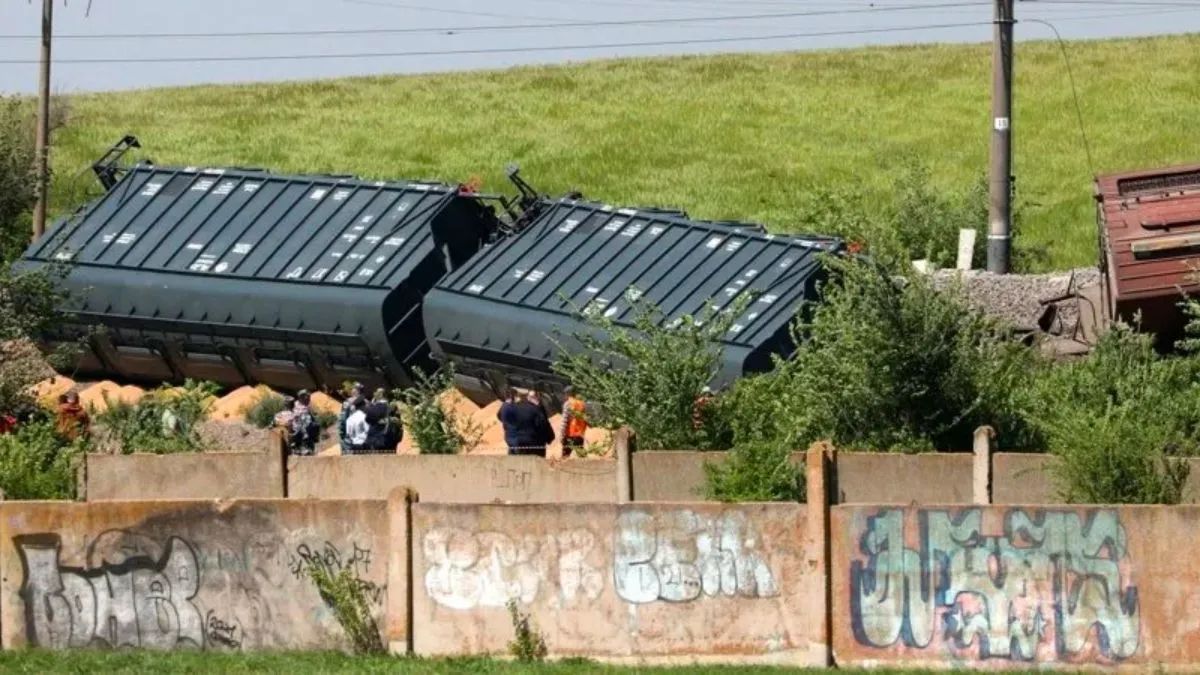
[86,451,284,500]
[288,455,615,503]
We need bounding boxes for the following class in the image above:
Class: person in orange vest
[559,386,588,458]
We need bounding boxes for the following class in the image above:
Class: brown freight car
[1097,163,1200,347]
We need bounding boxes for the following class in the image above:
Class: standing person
[338,382,364,453]
[509,390,554,457]
[289,390,319,455]
[345,398,370,453]
[559,386,588,458]
[498,388,520,455]
[55,392,90,442]
[363,401,401,453]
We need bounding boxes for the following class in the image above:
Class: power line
[1023,0,1200,7]
[1024,18,1094,174]
[0,21,997,65]
[0,2,992,40]
[339,0,563,22]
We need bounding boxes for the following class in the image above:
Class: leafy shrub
[0,418,82,499]
[506,599,547,663]
[95,380,218,454]
[1031,326,1198,504]
[552,291,745,450]
[396,366,480,454]
[243,392,287,429]
[703,440,804,502]
[726,257,1040,452]
[301,556,383,654]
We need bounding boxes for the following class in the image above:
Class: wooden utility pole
[986,0,1014,274]
[32,0,53,242]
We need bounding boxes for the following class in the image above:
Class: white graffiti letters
[18,534,203,649]
[850,508,1140,662]
[614,510,778,604]
[423,528,603,609]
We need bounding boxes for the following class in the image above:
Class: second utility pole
[32,0,53,242]
[986,0,1014,274]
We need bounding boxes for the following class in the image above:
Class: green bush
[397,366,479,454]
[301,557,383,654]
[244,392,287,429]
[552,291,746,450]
[703,440,804,502]
[725,257,1040,452]
[0,419,82,500]
[95,380,217,454]
[1031,326,1198,504]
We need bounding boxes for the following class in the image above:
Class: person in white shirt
[345,398,370,452]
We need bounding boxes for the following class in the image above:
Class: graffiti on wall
[850,508,1140,662]
[424,509,780,610]
[614,510,778,603]
[16,532,203,649]
[424,527,604,609]
[15,528,383,651]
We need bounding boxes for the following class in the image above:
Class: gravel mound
[932,267,1101,335]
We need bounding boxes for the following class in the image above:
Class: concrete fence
[82,429,1200,505]
[6,445,1198,668]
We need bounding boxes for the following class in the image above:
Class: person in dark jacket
[506,391,555,457]
[362,401,401,453]
[498,388,520,454]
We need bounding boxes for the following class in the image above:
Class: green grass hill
[48,33,1200,271]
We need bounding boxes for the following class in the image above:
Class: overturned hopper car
[19,163,502,392]
[421,197,843,404]
[1096,163,1200,345]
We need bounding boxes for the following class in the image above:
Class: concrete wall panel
[831,504,1200,669]
[993,453,1055,504]
[834,453,972,504]
[631,452,720,501]
[288,455,615,503]
[411,502,820,664]
[0,499,389,651]
[87,452,284,500]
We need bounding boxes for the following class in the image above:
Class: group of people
[498,386,589,457]
[337,383,402,455]
[273,390,321,455]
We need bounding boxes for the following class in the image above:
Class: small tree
[1032,325,1197,504]
[0,419,83,499]
[552,291,745,451]
[703,440,804,502]
[396,366,481,454]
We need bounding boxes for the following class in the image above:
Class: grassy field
[0,651,1012,674]
[46,33,1200,271]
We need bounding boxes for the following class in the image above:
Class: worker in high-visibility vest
[559,386,588,458]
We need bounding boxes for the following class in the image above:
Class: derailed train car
[1097,162,1200,346]
[19,142,842,397]
[19,161,503,391]
[422,197,843,403]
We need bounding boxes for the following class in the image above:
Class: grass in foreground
[47,33,1200,271]
[0,650,1032,674]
